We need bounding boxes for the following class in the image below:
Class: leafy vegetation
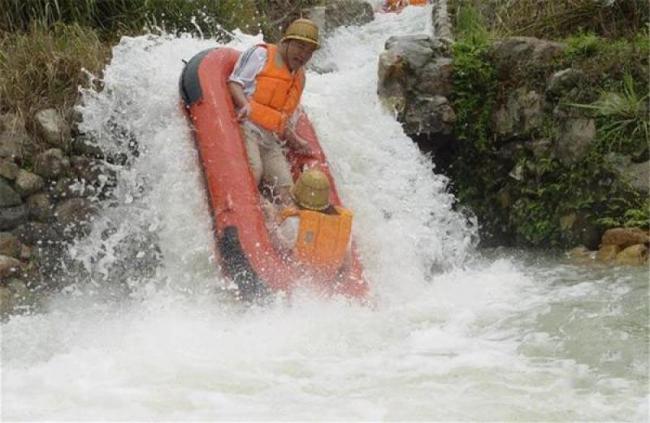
[450,0,649,39]
[446,1,649,248]
[571,73,649,157]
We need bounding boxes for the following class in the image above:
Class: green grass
[0,22,109,118]
[450,0,649,40]
[0,0,261,39]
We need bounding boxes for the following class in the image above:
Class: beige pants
[241,123,293,189]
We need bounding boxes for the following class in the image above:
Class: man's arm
[228,81,250,121]
[228,46,267,120]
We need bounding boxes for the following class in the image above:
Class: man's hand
[236,103,251,122]
[286,131,311,153]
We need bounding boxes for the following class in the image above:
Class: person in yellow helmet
[228,18,320,206]
[272,168,354,279]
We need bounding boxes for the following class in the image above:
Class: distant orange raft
[179,47,369,302]
[383,0,429,12]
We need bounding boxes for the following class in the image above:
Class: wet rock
[596,244,620,263]
[0,255,22,279]
[493,88,543,139]
[403,95,456,135]
[0,232,21,259]
[0,205,28,231]
[559,211,601,250]
[0,179,22,207]
[71,134,104,158]
[0,159,19,180]
[26,192,54,222]
[601,227,650,249]
[378,49,409,115]
[621,160,649,194]
[615,244,648,266]
[54,198,95,239]
[384,34,436,70]
[71,156,97,182]
[13,221,60,246]
[555,118,596,165]
[14,169,45,197]
[33,148,70,179]
[49,177,80,201]
[34,108,70,149]
[431,0,452,40]
[418,57,454,98]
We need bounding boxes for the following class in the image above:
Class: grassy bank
[446,0,649,247]
[0,0,323,120]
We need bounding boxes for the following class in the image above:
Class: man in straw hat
[228,18,321,206]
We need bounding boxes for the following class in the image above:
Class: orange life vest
[279,206,353,278]
[249,44,304,135]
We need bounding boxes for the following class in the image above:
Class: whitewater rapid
[2,5,647,421]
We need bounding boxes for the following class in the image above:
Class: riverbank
[378,0,649,251]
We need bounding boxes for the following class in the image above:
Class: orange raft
[382,0,429,13]
[179,47,369,302]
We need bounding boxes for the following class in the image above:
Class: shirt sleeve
[228,46,267,97]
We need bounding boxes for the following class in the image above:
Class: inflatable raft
[179,47,369,302]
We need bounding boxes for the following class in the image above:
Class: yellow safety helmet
[291,169,330,211]
[281,18,320,48]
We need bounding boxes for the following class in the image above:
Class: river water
[2,5,648,421]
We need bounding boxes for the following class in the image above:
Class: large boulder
[378,35,454,138]
[490,36,565,77]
